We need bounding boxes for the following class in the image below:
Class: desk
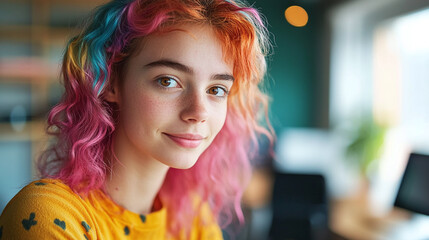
[244,170,429,240]
[330,195,429,240]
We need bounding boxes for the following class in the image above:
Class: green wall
[254,1,325,130]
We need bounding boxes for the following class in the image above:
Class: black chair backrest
[272,172,327,207]
[270,172,329,240]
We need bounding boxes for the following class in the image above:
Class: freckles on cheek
[135,95,175,121]
[213,106,228,133]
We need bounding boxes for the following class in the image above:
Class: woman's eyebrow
[144,59,234,82]
[144,59,193,74]
[212,74,235,82]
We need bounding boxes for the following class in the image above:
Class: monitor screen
[394,153,429,216]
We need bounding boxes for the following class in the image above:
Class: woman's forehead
[129,24,233,74]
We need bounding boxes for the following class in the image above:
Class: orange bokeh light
[285,6,308,27]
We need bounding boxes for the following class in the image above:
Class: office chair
[269,172,329,240]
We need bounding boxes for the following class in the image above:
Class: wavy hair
[39,0,273,236]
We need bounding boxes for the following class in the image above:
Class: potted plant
[345,116,388,180]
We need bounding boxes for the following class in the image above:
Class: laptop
[394,153,429,216]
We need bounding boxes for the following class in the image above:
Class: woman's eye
[157,77,179,88]
[207,86,228,97]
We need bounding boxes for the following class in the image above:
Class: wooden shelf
[0,120,47,142]
[0,0,100,164]
[46,0,107,6]
[0,25,74,39]
[0,57,60,81]
[0,0,109,209]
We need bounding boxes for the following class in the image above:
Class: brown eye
[157,77,178,88]
[207,86,227,97]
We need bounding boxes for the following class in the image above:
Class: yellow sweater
[0,179,223,239]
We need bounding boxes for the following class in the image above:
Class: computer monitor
[394,153,429,216]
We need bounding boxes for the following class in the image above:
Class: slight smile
[163,133,205,148]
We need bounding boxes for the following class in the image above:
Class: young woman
[0,0,273,239]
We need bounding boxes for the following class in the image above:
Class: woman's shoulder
[0,178,95,239]
[12,178,75,194]
[2,178,83,210]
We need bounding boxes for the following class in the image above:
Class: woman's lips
[163,133,204,148]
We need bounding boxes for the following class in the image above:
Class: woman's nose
[180,91,209,123]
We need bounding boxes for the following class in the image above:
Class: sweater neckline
[89,189,167,228]
[43,178,167,229]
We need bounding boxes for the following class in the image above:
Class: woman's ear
[104,82,120,103]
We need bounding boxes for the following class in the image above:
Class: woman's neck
[105,163,168,215]
[105,131,170,215]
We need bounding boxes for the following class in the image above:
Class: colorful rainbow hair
[39,0,273,236]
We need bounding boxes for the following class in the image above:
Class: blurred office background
[1,0,429,239]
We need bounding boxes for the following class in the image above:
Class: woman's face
[108,24,233,169]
